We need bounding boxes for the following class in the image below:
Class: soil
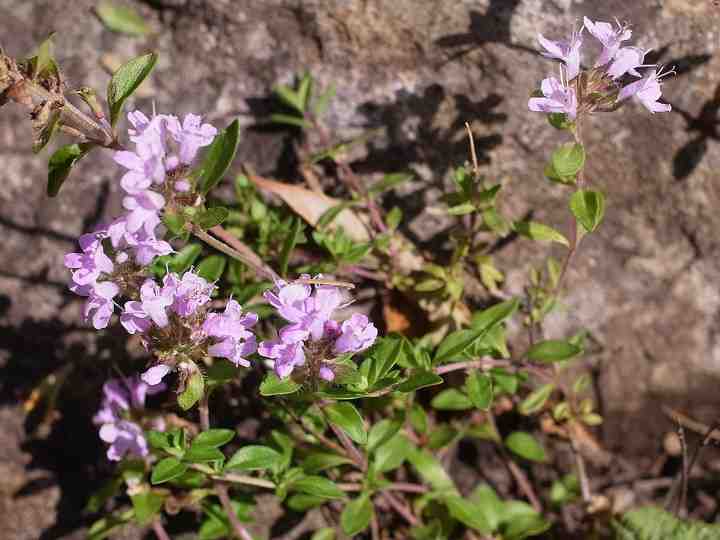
[1,0,720,537]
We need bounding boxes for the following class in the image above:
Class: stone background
[1,0,720,537]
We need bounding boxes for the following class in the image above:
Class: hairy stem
[152,518,171,540]
[216,484,254,540]
[191,226,279,282]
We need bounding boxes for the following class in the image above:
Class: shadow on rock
[435,2,538,58]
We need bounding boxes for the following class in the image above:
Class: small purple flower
[258,339,305,378]
[83,281,120,329]
[318,365,335,382]
[334,313,378,354]
[204,300,258,367]
[94,376,165,461]
[64,232,114,288]
[583,17,632,67]
[114,150,163,193]
[606,46,648,79]
[120,301,152,334]
[122,190,166,234]
[99,420,148,461]
[139,277,175,328]
[207,336,257,367]
[538,29,583,81]
[167,113,218,165]
[203,299,258,337]
[528,76,578,119]
[618,67,672,113]
[264,276,346,341]
[141,364,172,386]
[172,271,215,317]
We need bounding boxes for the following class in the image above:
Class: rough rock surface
[1,0,720,537]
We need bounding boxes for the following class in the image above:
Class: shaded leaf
[107,52,157,126]
[96,1,150,36]
[199,119,240,195]
[341,494,373,536]
[505,432,547,462]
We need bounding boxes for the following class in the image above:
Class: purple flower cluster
[115,271,258,386]
[530,17,671,117]
[64,110,217,329]
[93,376,166,461]
[258,276,378,381]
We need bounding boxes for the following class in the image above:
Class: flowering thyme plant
[2,13,703,540]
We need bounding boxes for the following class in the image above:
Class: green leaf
[47,143,93,196]
[435,298,519,363]
[206,360,238,386]
[483,207,512,236]
[301,451,354,474]
[386,206,403,230]
[151,457,188,484]
[33,102,62,153]
[500,502,551,540]
[194,429,235,448]
[259,373,301,396]
[107,52,157,126]
[96,1,150,36]
[505,432,547,462]
[130,490,164,525]
[279,216,303,276]
[310,527,336,540]
[367,418,403,453]
[195,207,230,229]
[551,142,585,181]
[431,388,473,411]
[273,84,304,114]
[226,445,283,471]
[526,339,582,363]
[446,495,492,534]
[317,202,353,229]
[569,189,606,232]
[447,202,477,215]
[519,383,555,415]
[341,494,373,536]
[88,510,134,540]
[163,209,186,236]
[407,448,457,494]
[409,404,428,435]
[612,506,720,540]
[292,476,345,499]
[33,34,57,78]
[297,72,313,111]
[324,402,366,445]
[368,172,413,196]
[374,434,410,472]
[469,484,504,531]
[167,243,202,273]
[198,119,240,195]
[184,445,225,463]
[366,336,404,387]
[269,113,309,129]
[85,477,123,513]
[547,112,573,130]
[177,372,204,411]
[197,255,226,281]
[465,371,493,410]
[397,370,444,392]
[313,83,336,116]
[513,221,569,246]
[287,493,326,511]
